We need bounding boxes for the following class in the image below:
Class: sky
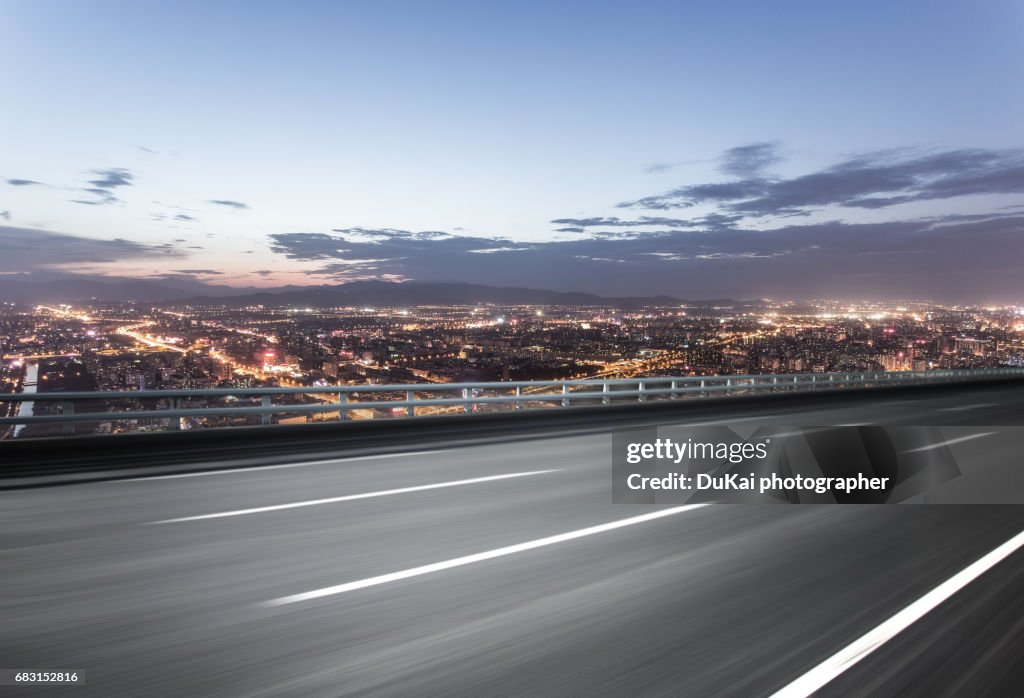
[2,0,1024,301]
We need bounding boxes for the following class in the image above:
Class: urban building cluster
[3,299,1023,438]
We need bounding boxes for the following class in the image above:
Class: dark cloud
[555,213,743,234]
[88,168,134,189]
[208,199,249,209]
[719,142,781,177]
[253,270,275,276]
[268,212,1024,301]
[174,213,197,222]
[173,269,223,275]
[0,225,183,272]
[7,178,44,187]
[618,147,1024,216]
[72,167,134,206]
[551,216,700,228]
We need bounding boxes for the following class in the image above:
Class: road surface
[3,380,1024,696]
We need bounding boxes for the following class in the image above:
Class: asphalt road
[3,381,1024,696]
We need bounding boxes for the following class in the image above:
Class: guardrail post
[515,385,523,410]
[261,395,271,425]
[725,379,731,396]
[773,376,779,393]
[170,397,181,430]
[463,388,472,414]
[638,381,647,402]
[338,392,347,421]
[670,380,678,400]
[562,383,570,407]
[700,379,706,398]
[602,382,610,405]
[61,400,74,435]
[406,390,415,417]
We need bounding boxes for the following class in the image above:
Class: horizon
[3,276,1023,309]
[3,1,1024,302]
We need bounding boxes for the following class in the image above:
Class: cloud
[0,225,184,273]
[150,204,199,224]
[268,211,1024,301]
[618,147,1024,216]
[719,142,781,177]
[0,211,9,221]
[88,168,134,189]
[173,268,223,275]
[72,167,134,206]
[7,178,44,187]
[208,199,249,209]
[550,216,700,228]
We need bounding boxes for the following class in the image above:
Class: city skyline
[5,297,1022,439]
[3,1,1024,301]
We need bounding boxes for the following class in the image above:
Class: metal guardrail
[2,368,1023,437]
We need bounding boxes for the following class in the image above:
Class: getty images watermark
[609,425,1009,504]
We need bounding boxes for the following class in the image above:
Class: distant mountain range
[178,280,727,308]
[0,275,756,309]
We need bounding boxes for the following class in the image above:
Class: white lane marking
[147,470,560,523]
[769,526,1024,698]
[113,450,447,481]
[939,402,998,412]
[263,503,712,607]
[901,432,996,453]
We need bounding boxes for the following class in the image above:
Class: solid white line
[147,470,560,523]
[901,432,996,453]
[769,527,1024,698]
[939,402,997,412]
[113,450,447,481]
[263,503,712,607]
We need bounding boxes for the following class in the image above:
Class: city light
[3,299,1022,435]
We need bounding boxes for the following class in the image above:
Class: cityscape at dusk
[3,3,1024,439]
[4,295,1024,438]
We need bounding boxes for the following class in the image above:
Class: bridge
[3,370,1024,696]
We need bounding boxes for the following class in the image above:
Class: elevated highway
[3,376,1024,696]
